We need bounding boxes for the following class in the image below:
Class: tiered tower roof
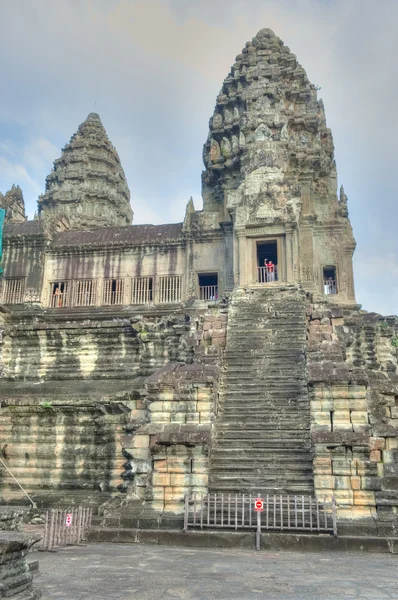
[38,113,133,229]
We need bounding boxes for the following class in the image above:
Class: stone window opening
[74,279,97,307]
[395,396,398,407]
[198,273,218,301]
[158,275,182,304]
[131,277,153,304]
[330,410,334,432]
[323,266,337,295]
[50,281,70,308]
[103,278,124,305]
[257,241,278,283]
[2,278,26,304]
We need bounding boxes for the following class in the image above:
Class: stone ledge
[87,527,398,553]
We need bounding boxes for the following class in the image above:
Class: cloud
[0,156,40,194]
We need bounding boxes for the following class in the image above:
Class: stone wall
[104,306,227,521]
[308,303,398,532]
[0,304,227,511]
[1,311,193,381]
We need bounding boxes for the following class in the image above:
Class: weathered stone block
[163,501,185,514]
[333,490,354,505]
[312,411,330,427]
[199,412,213,424]
[361,476,382,491]
[333,399,350,410]
[130,409,146,421]
[369,437,386,451]
[333,410,351,424]
[164,487,186,502]
[334,476,351,490]
[332,459,352,476]
[350,411,368,424]
[370,450,381,462]
[186,413,200,424]
[154,458,168,473]
[310,400,322,411]
[150,412,171,423]
[313,457,332,474]
[153,472,170,486]
[197,401,212,413]
[131,448,151,460]
[353,490,376,506]
[386,437,398,450]
[148,401,164,412]
[167,457,191,473]
[133,435,149,449]
[192,458,208,473]
[170,473,208,487]
[314,475,335,489]
[170,413,186,424]
[151,487,165,500]
[350,476,361,490]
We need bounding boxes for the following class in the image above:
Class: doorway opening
[198,273,218,300]
[323,266,337,295]
[257,241,278,283]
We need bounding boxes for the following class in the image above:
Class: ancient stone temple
[0,28,397,536]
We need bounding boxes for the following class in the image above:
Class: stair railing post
[256,508,261,551]
[183,494,189,532]
[332,495,338,537]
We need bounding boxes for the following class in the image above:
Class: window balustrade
[258,265,278,283]
[131,277,153,304]
[324,279,337,295]
[2,278,26,304]
[103,278,124,305]
[74,279,97,307]
[50,281,70,307]
[199,285,218,301]
[158,276,182,303]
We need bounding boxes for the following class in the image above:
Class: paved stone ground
[35,543,398,600]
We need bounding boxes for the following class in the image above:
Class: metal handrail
[0,457,36,508]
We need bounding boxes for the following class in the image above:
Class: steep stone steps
[209,286,313,496]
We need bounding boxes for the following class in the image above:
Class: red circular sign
[254,498,264,511]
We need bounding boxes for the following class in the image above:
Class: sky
[0,0,397,315]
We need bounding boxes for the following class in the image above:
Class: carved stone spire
[0,185,26,223]
[38,113,133,229]
[201,27,337,220]
[339,185,349,217]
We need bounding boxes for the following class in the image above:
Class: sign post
[254,497,263,551]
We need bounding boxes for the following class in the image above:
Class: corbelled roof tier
[38,112,133,229]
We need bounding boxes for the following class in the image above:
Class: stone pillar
[344,244,356,304]
[285,224,295,284]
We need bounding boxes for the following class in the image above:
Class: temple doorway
[257,241,278,283]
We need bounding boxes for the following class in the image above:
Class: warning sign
[254,498,264,512]
[65,513,73,527]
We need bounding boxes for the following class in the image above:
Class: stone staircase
[209,285,314,496]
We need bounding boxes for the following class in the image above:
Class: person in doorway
[266,259,275,282]
[54,286,62,307]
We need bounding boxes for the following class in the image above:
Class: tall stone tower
[38,113,133,229]
[202,28,356,303]
[0,185,26,223]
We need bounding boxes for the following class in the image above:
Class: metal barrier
[184,493,337,536]
[41,507,93,551]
